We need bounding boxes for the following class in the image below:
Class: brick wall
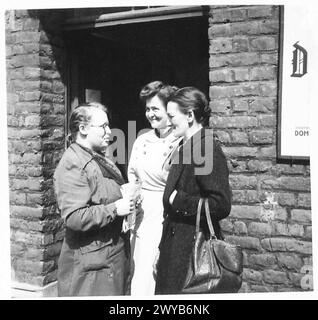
[6,10,67,287]
[209,5,312,292]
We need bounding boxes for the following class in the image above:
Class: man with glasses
[54,102,134,296]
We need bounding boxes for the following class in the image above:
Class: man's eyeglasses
[90,123,109,134]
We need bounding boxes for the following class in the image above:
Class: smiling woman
[145,95,170,130]
[127,81,181,296]
[166,87,210,140]
[155,87,232,295]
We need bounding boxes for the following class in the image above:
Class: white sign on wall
[278,5,311,160]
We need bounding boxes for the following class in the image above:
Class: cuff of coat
[106,202,118,220]
[171,190,191,216]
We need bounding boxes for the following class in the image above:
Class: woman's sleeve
[127,138,140,182]
[170,142,231,221]
[54,160,117,232]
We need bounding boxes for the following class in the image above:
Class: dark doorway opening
[65,15,209,174]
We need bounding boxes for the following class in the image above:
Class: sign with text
[278,6,311,160]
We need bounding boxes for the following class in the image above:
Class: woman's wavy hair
[67,102,108,144]
[168,87,211,127]
[139,80,179,107]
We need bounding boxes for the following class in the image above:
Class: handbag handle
[195,198,204,234]
[204,198,217,238]
[195,198,216,238]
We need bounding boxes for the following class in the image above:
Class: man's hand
[115,197,135,216]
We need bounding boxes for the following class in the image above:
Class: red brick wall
[6,10,67,287]
[209,5,312,292]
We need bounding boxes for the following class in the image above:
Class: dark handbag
[181,198,243,294]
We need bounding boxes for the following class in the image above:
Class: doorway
[65,14,209,175]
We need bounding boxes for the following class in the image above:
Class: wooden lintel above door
[63,5,209,30]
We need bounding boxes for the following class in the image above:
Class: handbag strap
[204,198,217,238]
[195,198,204,234]
[196,198,216,238]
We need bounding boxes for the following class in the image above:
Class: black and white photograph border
[1,0,318,300]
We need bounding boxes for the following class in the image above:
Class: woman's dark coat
[155,128,231,295]
[54,143,130,296]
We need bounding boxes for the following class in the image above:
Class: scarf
[76,143,125,186]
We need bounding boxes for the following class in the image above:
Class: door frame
[63,5,210,147]
[63,6,209,30]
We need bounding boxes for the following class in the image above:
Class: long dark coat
[54,143,130,296]
[155,128,231,295]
